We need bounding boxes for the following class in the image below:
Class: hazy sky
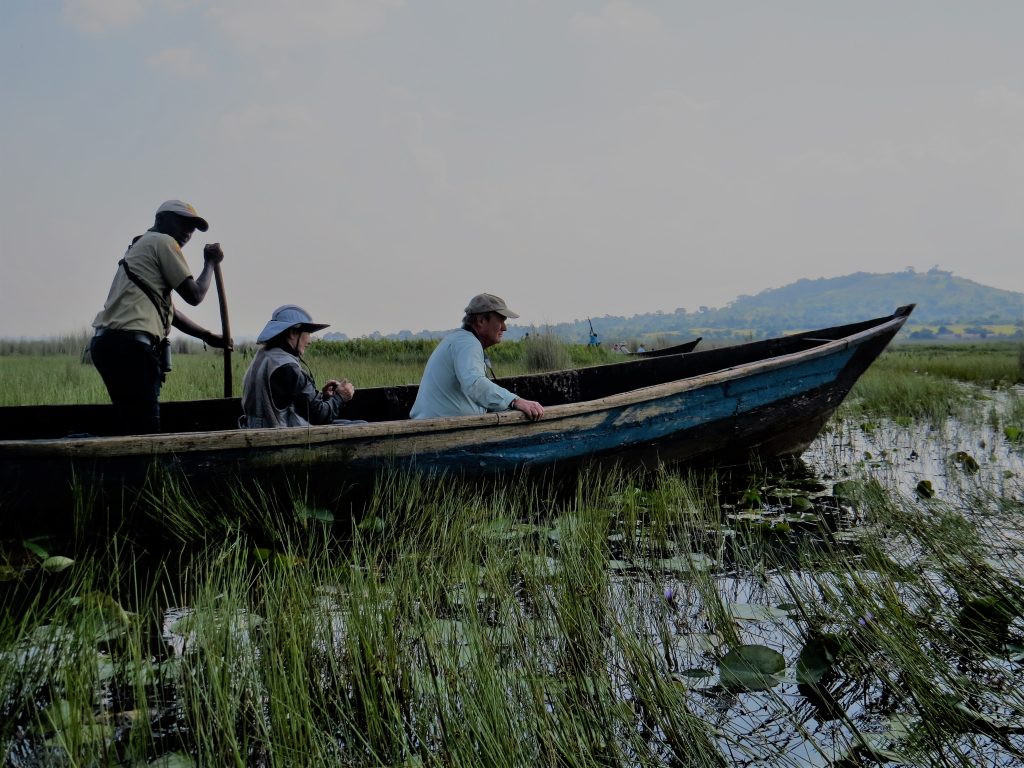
[3,1,1024,340]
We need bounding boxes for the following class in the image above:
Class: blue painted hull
[341,342,857,475]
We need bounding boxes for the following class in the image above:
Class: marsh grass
[4,346,1024,766]
[883,342,1022,386]
[841,342,1024,424]
[6,338,1015,408]
[4,456,1024,766]
[841,365,969,423]
[521,333,572,372]
[0,338,617,406]
[0,331,94,357]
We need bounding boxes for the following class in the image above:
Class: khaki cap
[156,199,209,231]
[464,293,520,319]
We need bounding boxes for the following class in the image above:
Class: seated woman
[241,305,357,428]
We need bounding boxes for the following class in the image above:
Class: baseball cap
[155,200,209,232]
[464,293,520,319]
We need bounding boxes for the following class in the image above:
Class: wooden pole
[213,263,232,398]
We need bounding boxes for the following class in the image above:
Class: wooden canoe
[0,306,913,522]
[632,336,702,357]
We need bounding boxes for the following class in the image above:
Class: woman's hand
[323,379,355,401]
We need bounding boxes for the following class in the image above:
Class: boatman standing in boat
[410,293,544,421]
[240,305,358,428]
[90,200,231,435]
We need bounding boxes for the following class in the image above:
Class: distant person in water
[410,293,544,420]
[241,305,358,428]
[90,199,231,435]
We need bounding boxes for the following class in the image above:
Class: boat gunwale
[0,311,907,459]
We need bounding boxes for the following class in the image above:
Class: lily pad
[951,451,980,473]
[784,512,819,525]
[475,518,545,542]
[41,556,75,573]
[169,608,264,646]
[728,602,789,622]
[22,539,49,559]
[149,753,196,768]
[780,477,829,494]
[719,644,786,691]
[656,553,715,573]
[728,510,767,523]
[674,632,724,655]
[831,529,864,544]
[37,699,113,747]
[851,732,914,764]
[738,489,763,509]
[70,592,131,643]
[676,667,713,679]
[296,503,334,524]
[789,495,814,512]
[530,555,560,576]
[832,481,860,501]
[959,595,1015,643]
[357,515,384,533]
[796,633,843,685]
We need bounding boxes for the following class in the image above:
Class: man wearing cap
[410,293,545,421]
[241,305,357,428]
[90,200,231,434]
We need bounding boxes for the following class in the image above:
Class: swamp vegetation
[1,341,1024,766]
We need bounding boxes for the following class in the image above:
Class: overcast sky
[3,1,1023,340]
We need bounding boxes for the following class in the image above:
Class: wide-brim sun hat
[155,199,209,232]
[464,293,520,319]
[257,304,329,344]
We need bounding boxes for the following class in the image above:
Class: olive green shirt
[92,231,191,339]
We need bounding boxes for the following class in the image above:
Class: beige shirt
[92,231,192,339]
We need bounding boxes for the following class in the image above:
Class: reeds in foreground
[3,427,1024,765]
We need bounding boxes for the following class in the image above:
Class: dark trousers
[90,331,163,435]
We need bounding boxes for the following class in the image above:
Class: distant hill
[339,268,1023,344]
[706,268,1023,329]
[514,268,1024,344]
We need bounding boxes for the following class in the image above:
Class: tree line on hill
[321,268,1024,345]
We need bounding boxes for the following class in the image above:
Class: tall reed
[4,426,1024,766]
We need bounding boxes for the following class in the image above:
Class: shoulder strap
[119,238,171,336]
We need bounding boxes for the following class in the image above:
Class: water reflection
[805,396,1024,501]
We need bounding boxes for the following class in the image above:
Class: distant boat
[631,336,702,357]
[0,306,913,527]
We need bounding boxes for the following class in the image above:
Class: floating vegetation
[718,644,786,691]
